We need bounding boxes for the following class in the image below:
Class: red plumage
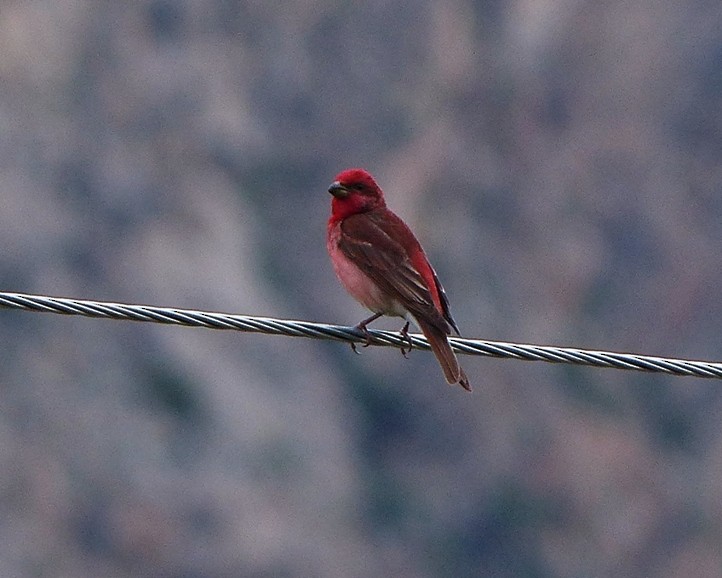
[326,168,470,392]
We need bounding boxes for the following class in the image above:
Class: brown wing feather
[431,268,461,335]
[359,209,461,335]
[338,211,451,334]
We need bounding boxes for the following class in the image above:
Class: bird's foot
[350,325,370,355]
[350,312,383,354]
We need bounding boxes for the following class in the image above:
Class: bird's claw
[350,321,374,354]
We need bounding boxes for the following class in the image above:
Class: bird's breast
[327,221,407,318]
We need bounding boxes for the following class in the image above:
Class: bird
[326,168,471,392]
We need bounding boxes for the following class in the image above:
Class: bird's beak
[328,181,349,198]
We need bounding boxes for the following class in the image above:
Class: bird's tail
[416,318,471,392]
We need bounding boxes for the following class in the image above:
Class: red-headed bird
[326,168,471,392]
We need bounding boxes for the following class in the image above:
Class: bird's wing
[431,268,461,335]
[338,211,451,334]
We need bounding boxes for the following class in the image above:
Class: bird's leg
[350,312,383,354]
[399,321,413,358]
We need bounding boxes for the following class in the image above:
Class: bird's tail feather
[416,318,471,392]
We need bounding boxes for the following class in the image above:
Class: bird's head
[328,168,386,220]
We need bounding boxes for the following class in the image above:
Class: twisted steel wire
[1,291,721,380]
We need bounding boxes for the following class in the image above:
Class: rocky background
[1,1,722,576]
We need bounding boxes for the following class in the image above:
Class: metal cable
[1,291,721,380]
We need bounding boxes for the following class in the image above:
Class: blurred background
[1,1,722,576]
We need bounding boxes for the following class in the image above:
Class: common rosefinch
[326,168,470,391]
